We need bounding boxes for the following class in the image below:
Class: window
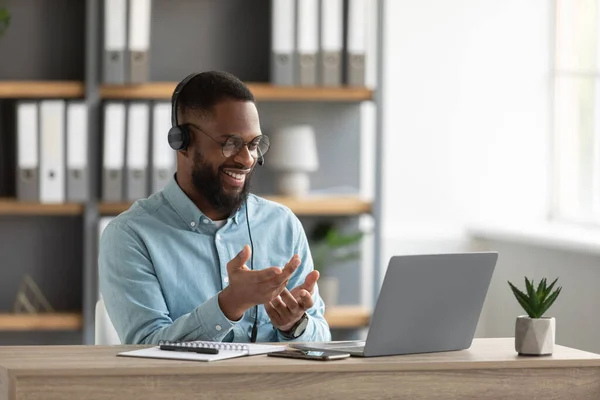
[553,0,600,225]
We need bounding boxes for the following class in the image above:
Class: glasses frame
[186,124,270,160]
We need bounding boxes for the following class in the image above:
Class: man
[99,71,331,345]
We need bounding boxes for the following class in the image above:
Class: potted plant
[309,221,364,306]
[508,277,562,356]
[0,2,10,38]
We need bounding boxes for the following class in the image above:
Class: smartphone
[268,349,350,361]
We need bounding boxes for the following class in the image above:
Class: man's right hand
[218,245,300,321]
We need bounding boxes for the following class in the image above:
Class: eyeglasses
[188,124,270,160]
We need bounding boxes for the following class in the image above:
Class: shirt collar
[163,175,243,229]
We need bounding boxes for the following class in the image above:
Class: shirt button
[203,218,210,224]
[190,221,196,227]
[224,277,229,283]
[215,324,222,331]
[216,234,220,241]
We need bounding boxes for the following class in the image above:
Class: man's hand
[218,245,300,321]
[265,267,320,332]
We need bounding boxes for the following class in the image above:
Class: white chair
[95,297,121,345]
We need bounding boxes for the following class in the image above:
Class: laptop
[292,252,498,357]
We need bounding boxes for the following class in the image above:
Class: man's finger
[250,267,282,283]
[268,296,287,319]
[297,289,314,310]
[299,270,320,294]
[280,288,300,313]
[265,303,282,325]
[226,245,251,273]
[265,254,301,287]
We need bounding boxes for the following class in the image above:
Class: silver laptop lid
[364,252,497,357]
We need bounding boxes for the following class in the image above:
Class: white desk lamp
[268,125,319,196]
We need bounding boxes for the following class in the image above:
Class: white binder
[66,102,89,202]
[103,0,127,83]
[128,0,152,83]
[102,102,126,202]
[296,0,319,85]
[125,101,150,201]
[40,100,66,204]
[16,102,39,202]
[270,0,296,85]
[152,102,175,193]
[346,0,367,86]
[319,0,343,86]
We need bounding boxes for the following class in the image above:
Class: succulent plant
[508,277,562,319]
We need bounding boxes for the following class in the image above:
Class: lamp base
[276,172,310,197]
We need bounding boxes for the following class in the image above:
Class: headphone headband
[171,72,200,127]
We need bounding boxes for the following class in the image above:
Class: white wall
[379,0,600,353]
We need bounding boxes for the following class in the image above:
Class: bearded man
[99,71,331,345]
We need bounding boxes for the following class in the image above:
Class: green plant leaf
[541,277,559,303]
[536,278,547,300]
[525,277,540,317]
[326,230,363,248]
[537,286,562,317]
[0,7,10,38]
[508,281,537,318]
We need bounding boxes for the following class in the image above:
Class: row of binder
[271,0,376,87]
[13,100,176,204]
[15,100,89,203]
[103,0,152,84]
[102,101,176,202]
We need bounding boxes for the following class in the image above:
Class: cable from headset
[245,200,259,343]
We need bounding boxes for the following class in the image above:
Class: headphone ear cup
[168,125,190,151]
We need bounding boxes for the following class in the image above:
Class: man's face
[184,100,261,215]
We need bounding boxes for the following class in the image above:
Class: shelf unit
[0,81,85,99]
[0,307,369,332]
[100,83,374,102]
[0,199,84,216]
[0,0,383,345]
[99,196,372,216]
[0,313,82,331]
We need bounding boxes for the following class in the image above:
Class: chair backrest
[95,297,121,345]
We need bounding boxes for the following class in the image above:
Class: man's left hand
[265,269,319,332]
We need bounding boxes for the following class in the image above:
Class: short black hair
[174,71,255,121]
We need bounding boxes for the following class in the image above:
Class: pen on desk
[159,344,219,354]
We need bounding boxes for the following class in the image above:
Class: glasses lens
[222,136,243,158]
[254,135,270,159]
[222,135,270,158]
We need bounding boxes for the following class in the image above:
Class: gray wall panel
[0,217,83,312]
[0,0,85,80]
[149,0,271,82]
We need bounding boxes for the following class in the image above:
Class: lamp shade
[267,125,319,172]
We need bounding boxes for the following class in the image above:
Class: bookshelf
[0,81,85,99]
[0,307,368,332]
[100,83,374,102]
[0,0,383,346]
[0,313,82,331]
[0,199,84,216]
[99,196,372,216]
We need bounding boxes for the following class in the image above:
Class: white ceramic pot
[318,276,339,307]
[515,315,555,356]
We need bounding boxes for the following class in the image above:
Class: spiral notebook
[118,340,287,362]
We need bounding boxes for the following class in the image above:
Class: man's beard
[191,152,254,216]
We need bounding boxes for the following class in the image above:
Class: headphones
[167,73,264,166]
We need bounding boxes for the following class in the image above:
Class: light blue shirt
[98,176,331,345]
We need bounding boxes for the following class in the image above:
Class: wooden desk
[1,338,599,400]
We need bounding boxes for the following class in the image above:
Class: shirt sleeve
[98,219,240,345]
[276,213,332,343]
